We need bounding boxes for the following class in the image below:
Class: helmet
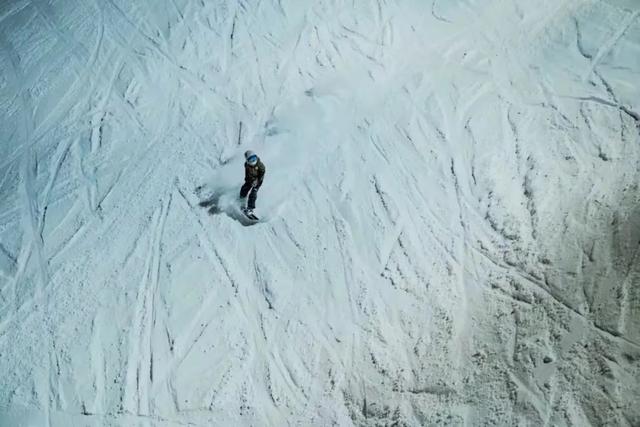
[245,150,258,166]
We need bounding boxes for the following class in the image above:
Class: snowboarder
[240,150,265,219]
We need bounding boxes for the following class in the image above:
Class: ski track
[122,195,171,415]
[0,0,639,425]
[88,314,106,415]
[31,0,90,62]
[582,10,639,82]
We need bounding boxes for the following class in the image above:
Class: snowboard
[242,209,259,221]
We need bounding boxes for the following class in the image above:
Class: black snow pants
[240,182,259,209]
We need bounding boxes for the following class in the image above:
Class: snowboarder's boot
[242,207,259,221]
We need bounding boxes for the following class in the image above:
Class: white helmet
[245,150,258,166]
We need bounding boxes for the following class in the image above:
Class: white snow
[1,0,639,425]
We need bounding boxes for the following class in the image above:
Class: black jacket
[244,159,266,188]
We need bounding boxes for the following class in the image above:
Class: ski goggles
[247,154,258,164]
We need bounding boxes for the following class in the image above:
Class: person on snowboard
[240,150,265,217]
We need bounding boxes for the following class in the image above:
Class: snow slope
[0,0,639,425]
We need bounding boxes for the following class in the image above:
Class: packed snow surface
[1,0,640,425]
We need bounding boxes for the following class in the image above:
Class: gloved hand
[252,180,259,188]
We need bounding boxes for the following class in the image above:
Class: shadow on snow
[196,188,259,227]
